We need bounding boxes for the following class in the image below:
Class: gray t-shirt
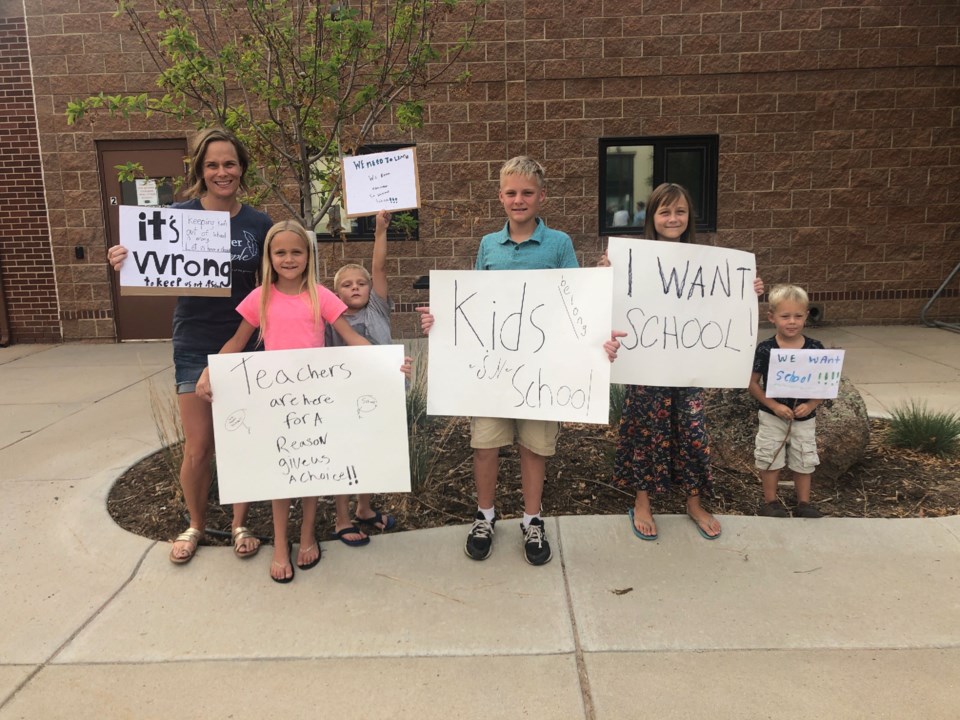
[324,290,393,346]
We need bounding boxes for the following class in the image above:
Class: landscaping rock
[703,377,870,481]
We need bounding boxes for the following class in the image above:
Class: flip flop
[628,508,657,541]
[333,525,370,547]
[690,515,721,540]
[354,506,396,532]
[296,543,321,570]
[271,561,295,584]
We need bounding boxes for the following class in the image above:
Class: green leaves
[67,0,485,229]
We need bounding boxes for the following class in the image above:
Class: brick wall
[410,0,960,328]
[0,1,59,343]
[17,0,960,342]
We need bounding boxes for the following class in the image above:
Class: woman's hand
[195,368,213,403]
[108,245,128,271]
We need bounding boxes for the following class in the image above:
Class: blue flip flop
[333,526,370,547]
[691,516,721,540]
[628,508,657,541]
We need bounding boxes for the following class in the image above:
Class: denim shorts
[173,350,209,395]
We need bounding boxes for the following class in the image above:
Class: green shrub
[887,400,960,456]
[609,383,627,426]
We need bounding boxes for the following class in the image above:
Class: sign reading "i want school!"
[118,205,232,296]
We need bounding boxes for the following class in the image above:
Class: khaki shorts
[754,411,819,474]
[470,417,560,457]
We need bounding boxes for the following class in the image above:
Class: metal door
[97,139,188,340]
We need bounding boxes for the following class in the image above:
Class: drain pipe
[0,259,10,346]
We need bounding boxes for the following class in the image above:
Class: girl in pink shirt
[196,220,370,583]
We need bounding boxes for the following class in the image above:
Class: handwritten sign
[426,268,614,424]
[341,147,421,217]
[607,237,758,388]
[766,348,845,399]
[209,345,410,503]
[118,205,231,297]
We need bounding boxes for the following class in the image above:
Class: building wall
[0,0,58,343]
[12,0,960,343]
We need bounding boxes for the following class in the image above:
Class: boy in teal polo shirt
[420,156,578,565]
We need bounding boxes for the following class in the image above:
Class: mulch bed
[108,418,960,546]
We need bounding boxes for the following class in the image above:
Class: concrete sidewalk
[1,328,959,719]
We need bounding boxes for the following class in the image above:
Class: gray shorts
[755,411,819,474]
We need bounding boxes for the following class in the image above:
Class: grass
[887,400,960,456]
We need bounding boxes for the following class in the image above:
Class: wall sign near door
[118,205,232,296]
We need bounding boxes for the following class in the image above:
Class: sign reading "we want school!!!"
[607,237,759,388]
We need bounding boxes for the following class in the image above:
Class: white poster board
[118,205,232,296]
[426,268,614,424]
[607,237,758,388]
[341,147,421,217]
[766,348,845,399]
[209,345,410,503]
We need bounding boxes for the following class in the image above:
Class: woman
[109,128,273,564]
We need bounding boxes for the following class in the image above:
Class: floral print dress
[613,385,712,496]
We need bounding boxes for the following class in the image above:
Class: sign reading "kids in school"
[118,205,232,296]
[425,268,614,424]
[341,147,421,217]
[766,348,846,399]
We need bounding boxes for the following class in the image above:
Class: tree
[67,0,483,229]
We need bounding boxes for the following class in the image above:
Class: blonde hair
[767,283,810,311]
[333,263,371,297]
[258,220,319,342]
[499,155,546,188]
[644,183,697,244]
[184,127,251,199]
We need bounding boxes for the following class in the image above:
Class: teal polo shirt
[475,219,579,271]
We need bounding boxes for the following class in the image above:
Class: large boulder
[702,377,870,481]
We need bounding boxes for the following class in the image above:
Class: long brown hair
[644,182,697,244]
[183,127,251,199]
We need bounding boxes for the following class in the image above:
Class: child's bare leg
[793,472,813,504]
[632,491,656,536]
[518,445,546,516]
[297,497,319,566]
[474,447,500,510]
[271,498,293,581]
[686,494,721,537]
[334,495,366,542]
[760,469,781,503]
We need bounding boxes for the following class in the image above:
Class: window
[313,143,419,241]
[598,135,718,236]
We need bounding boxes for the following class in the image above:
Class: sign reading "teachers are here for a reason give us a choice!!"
[340,147,421,218]
[118,205,232,296]
[208,345,410,504]
[607,237,759,388]
[426,267,614,424]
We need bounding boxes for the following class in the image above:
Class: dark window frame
[312,143,419,242]
[598,135,719,236]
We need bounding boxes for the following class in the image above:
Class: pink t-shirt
[236,284,347,350]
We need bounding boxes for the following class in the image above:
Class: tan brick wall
[0,2,59,343]
[15,1,960,342]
